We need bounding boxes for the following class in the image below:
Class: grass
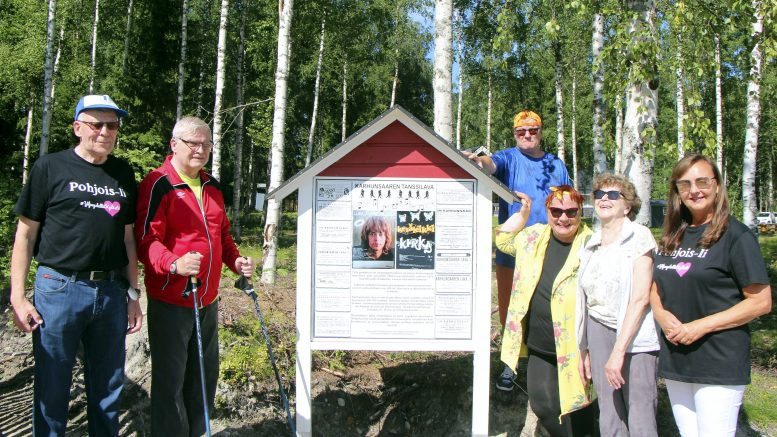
[743,371,777,434]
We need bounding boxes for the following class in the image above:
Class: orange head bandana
[513,110,542,128]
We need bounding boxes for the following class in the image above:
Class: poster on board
[312,178,476,341]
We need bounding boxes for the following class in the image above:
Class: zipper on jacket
[194,179,215,307]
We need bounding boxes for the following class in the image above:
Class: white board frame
[294,177,494,436]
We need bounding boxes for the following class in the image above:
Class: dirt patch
[0,274,771,436]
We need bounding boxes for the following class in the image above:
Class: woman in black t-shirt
[650,154,772,437]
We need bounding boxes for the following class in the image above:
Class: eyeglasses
[177,137,214,152]
[78,120,120,131]
[593,190,622,200]
[549,207,579,218]
[515,127,540,137]
[675,177,715,193]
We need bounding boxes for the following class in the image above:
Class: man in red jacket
[136,116,254,437]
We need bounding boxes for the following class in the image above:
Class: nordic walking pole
[235,275,296,435]
[182,253,212,437]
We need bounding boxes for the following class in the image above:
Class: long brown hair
[360,216,393,258]
[658,154,729,253]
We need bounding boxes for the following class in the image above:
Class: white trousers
[664,379,745,437]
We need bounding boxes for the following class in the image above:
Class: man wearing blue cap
[10,94,142,436]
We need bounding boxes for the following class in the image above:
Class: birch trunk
[232,0,247,237]
[40,0,57,157]
[122,0,133,75]
[341,60,347,142]
[554,40,565,163]
[210,0,229,180]
[176,0,190,121]
[261,0,294,285]
[306,18,325,167]
[433,0,453,141]
[676,31,685,158]
[715,33,724,171]
[455,10,463,150]
[196,0,213,117]
[89,0,100,93]
[50,27,63,101]
[622,0,658,227]
[591,10,606,174]
[769,154,774,211]
[742,0,762,230]
[23,105,33,184]
[390,54,398,108]
[247,138,256,210]
[615,104,624,173]
[571,76,578,190]
[486,74,492,151]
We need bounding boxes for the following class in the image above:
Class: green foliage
[219,305,296,387]
[220,315,273,386]
[0,177,20,291]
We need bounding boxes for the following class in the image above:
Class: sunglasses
[675,177,715,192]
[549,207,579,218]
[593,190,622,200]
[78,120,120,131]
[177,137,214,152]
[515,127,540,136]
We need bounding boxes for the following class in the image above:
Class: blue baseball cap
[74,94,128,120]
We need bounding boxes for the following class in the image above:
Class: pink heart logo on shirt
[103,201,121,217]
[676,262,692,277]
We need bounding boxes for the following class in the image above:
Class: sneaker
[495,365,516,391]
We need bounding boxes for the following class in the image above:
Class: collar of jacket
[584,217,636,250]
[162,154,212,186]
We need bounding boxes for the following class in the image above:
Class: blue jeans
[32,265,128,437]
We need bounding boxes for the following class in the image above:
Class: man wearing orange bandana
[464,110,571,391]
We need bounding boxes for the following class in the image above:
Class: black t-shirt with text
[525,235,573,356]
[653,217,769,385]
[15,149,137,272]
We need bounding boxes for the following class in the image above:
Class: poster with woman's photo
[352,211,395,269]
[396,210,435,269]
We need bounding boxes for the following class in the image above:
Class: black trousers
[527,350,598,437]
[148,298,219,437]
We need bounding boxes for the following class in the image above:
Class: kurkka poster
[312,178,476,341]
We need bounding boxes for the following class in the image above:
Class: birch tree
[305,18,325,167]
[23,104,33,184]
[571,76,578,189]
[591,5,607,174]
[232,0,247,237]
[455,8,463,150]
[614,105,624,173]
[622,0,658,226]
[341,60,347,142]
[674,0,686,158]
[176,0,190,121]
[211,0,229,180]
[40,0,57,157]
[122,0,133,75]
[554,39,565,162]
[196,0,214,117]
[261,0,294,285]
[742,0,763,230]
[486,73,492,151]
[433,0,453,142]
[715,33,723,171]
[88,0,100,92]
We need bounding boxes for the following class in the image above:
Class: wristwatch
[127,286,139,301]
[170,261,178,275]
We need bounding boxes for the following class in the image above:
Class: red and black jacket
[136,155,241,308]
